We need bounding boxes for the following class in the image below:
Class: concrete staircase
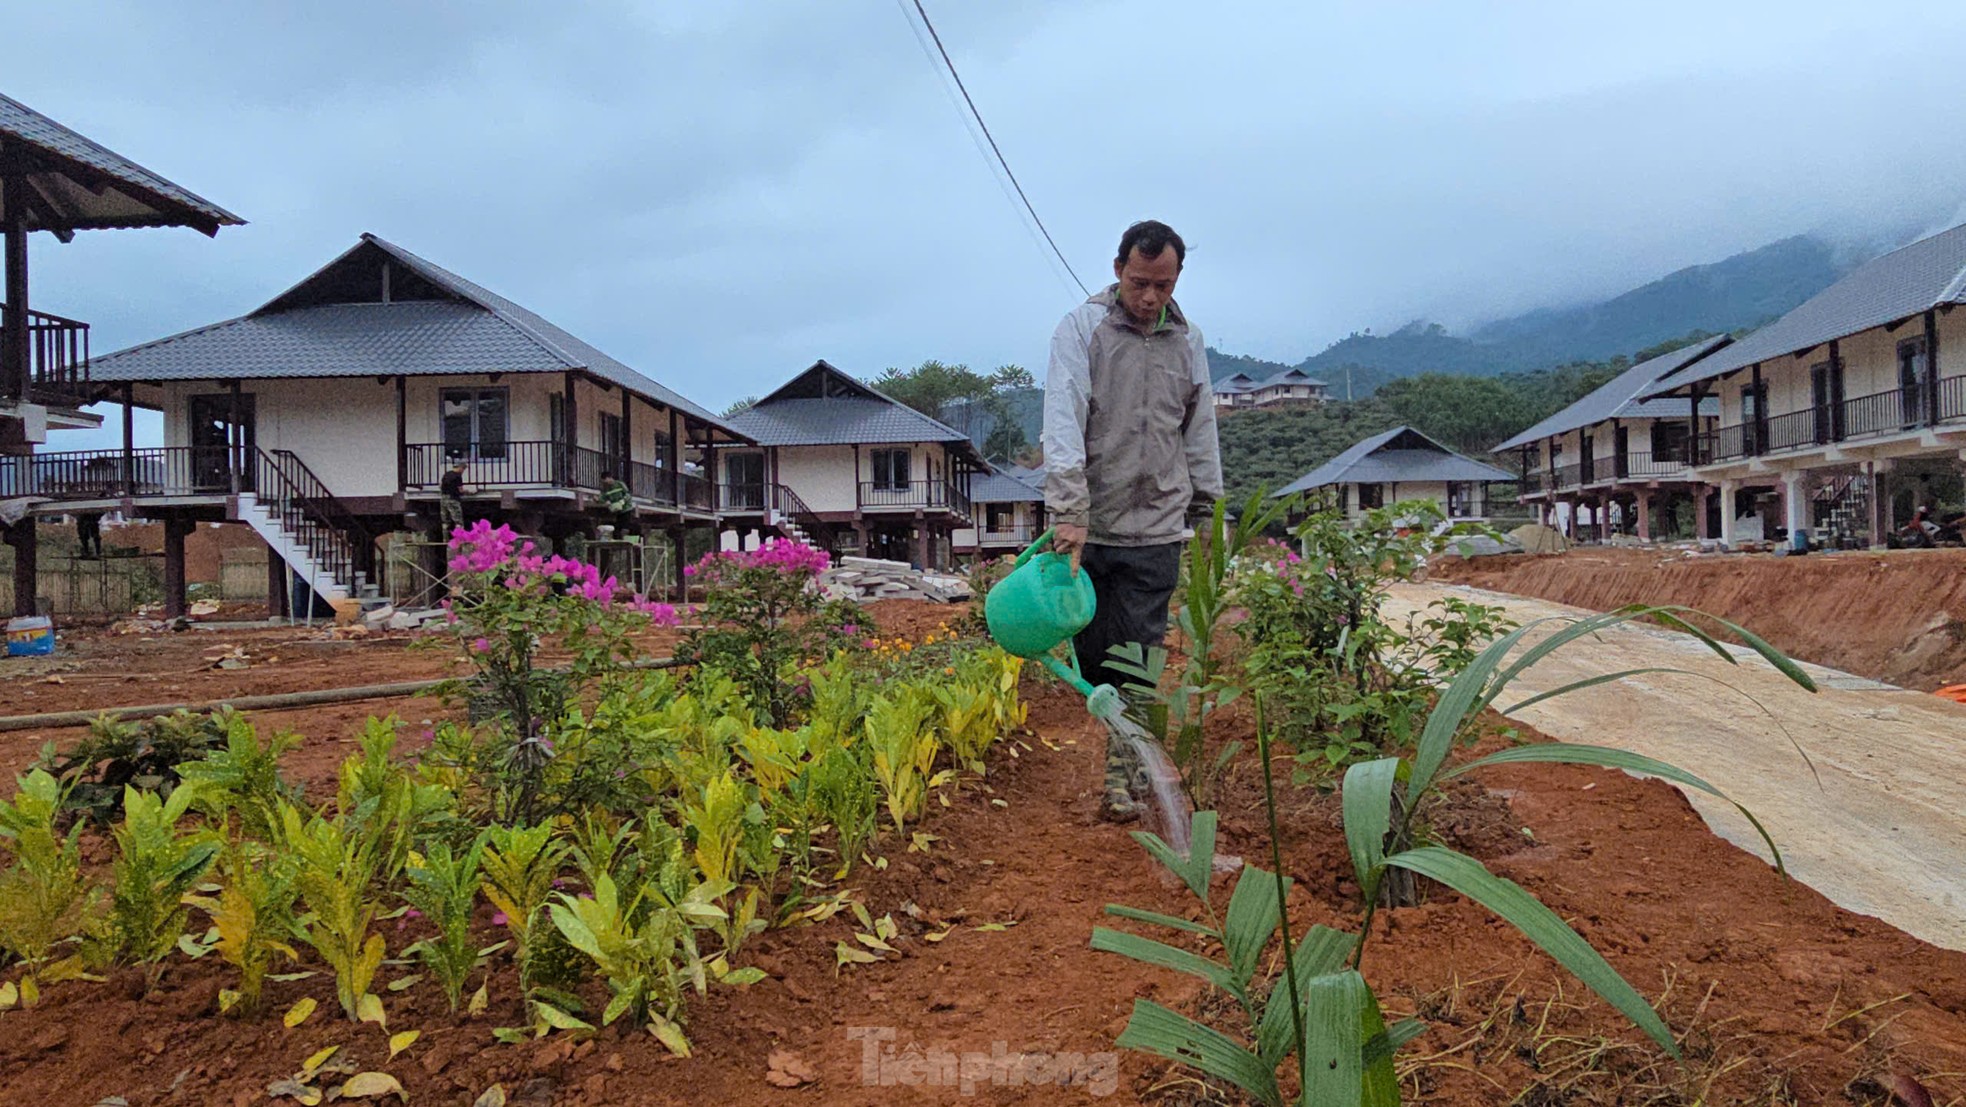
[237,449,384,612]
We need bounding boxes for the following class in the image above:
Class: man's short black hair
[1116,220,1185,269]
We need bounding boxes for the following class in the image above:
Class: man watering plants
[1041,220,1223,822]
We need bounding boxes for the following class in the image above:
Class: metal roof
[87,234,738,434]
[728,361,977,453]
[0,93,242,238]
[1218,368,1329,394]
[970,464,1045,503]
[1491,335,1731,452]
[1646,222,1966,396]
[1275,426,1512,496]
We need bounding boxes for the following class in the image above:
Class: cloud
[11,0,1966,453]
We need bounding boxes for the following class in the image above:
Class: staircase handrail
[253,449,371,594]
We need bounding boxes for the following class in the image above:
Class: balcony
[858,479,972,519]
[0,306,92,409]
[1699,377,1966,463]
[975,521,1039,545]
[404,442,713,511]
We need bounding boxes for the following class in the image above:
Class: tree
[871,359,1034,462]
[722,397,757,418]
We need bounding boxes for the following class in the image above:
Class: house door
[1579,434,1595,483]
[1810,362,1839,444]
[188,393,256,493]
[725,451,765,508]
[1613,425,1630,477]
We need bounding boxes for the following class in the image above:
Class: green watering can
[984,528,1125,720]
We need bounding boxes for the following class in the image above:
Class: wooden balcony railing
[1700,379,1966,465]
[858,479,972,518]
[1,306,91,408]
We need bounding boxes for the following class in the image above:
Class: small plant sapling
[105,785,220,980]
[402,835,493,1012]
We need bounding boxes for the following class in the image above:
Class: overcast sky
[16,0,1966,450]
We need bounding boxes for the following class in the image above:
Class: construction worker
[439,461,470,536]
[1042,220,1223,822]
[600,470,636,537]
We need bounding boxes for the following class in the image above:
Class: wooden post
[1828,339,1844,440]
[669,527,687,600]
[564,372,578,485]
[912,511,927,568]
[121,383,136,495]
[1,152,27,404]
[226,380,244,494]
[668,408,681,505]
[1634,489,1652,541]
[620,387,632,479]
[6,518,36,617]
[266,546,289,620]
[1925,309,1941,425]
[1687,382,1705,464]
[162,516,189,618]
[395,375,407,490]
[1749,363,1763,454]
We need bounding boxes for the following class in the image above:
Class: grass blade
[1117,998,1282,1107]
[1500,667,1693,713]
[1299,971,1367,1107]
[1222,865,1287,985]
[1442,743,1785,874]
[1091,927,1240,998]
[1644,605,1818,692]
[1341,758,1400,902]
[1258,926,1359,1067]
[1385,846,1679,1058]
[1102,904,1217,937]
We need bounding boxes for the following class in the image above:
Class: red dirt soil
[1432,546,1966,690]
[1,601,1962,1105]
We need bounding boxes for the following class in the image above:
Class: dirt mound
[1433,547,1966,689]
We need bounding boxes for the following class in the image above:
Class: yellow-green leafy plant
[176,711,302,840]
[185,840,299,1017]
[809,744,878,874]
[481,820,569,972]
[402,834,492,1012]
[546,876,715,1038]
[805,654,871,754]
[280,802,386,1020]
[338,717,453,883]
[867,689,939,831]
[930,683,998,775]
[105,784,220,978]
[0,769,94,993]
[679,770,747,886]
[567,807,637,892]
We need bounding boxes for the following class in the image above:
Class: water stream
[1099,712,1193,855]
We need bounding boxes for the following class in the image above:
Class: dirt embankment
[1432,547,1966,689]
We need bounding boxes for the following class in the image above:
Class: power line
[900,0,1089,297]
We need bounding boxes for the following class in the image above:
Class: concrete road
[1384,581,1966,952]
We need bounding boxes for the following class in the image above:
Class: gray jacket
[1041,286,1223,547]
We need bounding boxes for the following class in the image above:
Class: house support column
[6,519,36,618]
[1694,486,1711,540]
[266,547,290,620]
[912,511,927,568]
[669,527,688,600]
[1633,489,1652,542]
[162,516,190,619]
[1,161,28,404]
[1718,480,1739,547]
[1869,460,1891,547]
[1782,470,1809,547]
[853,519,868,558]
[121,384,137,495]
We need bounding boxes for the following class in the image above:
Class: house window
[985,504,1015,533]
[442,388,508,460]
[1651,422,1690,464]
[871,448,911,492]
[1356,483,1384,510]
[600,412,624,464]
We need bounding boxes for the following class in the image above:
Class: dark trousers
[1073,541,1183,693]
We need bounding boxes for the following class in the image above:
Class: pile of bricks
[817,557,971,604]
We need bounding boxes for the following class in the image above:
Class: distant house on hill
[951,463,1045,560]
[1274,425,1510,522]
[720,360,983,567]
[1215,367,1330,413]
[1643,221,1966,549]
[1492,335,1730,542]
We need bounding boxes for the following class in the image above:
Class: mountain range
[1208,234,1853,395]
